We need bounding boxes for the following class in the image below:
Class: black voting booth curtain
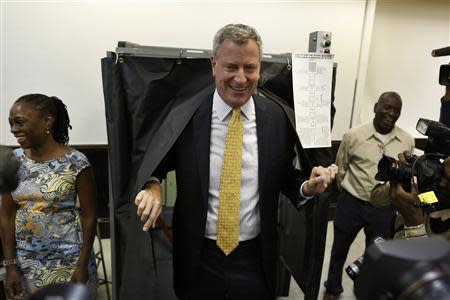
[101,49,333,300]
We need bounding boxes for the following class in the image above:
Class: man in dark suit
[135,24,337,300]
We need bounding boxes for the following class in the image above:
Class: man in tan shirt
[323,92,414,300]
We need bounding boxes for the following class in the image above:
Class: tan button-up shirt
[336,122,414,202]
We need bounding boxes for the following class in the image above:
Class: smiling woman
[1,94,98,299]
[8,95,72,152]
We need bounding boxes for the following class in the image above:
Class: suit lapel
[254,95,270,196]
[193,94,273,212]
[193,94,213,209]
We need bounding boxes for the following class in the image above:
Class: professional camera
[375,118,450,210]
[351,236,450,300]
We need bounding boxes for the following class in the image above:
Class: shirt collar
[366,121,404,143]
[213,89,255,122]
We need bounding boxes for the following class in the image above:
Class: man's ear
[211,56,216,76]
[373,102,378,113]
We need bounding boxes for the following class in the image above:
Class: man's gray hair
[212,24,263,60]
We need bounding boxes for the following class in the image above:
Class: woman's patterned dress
[11,148,97,298]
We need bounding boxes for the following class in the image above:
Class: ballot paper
[292,53,334,148]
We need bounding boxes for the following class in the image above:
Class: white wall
[355,0,449,138]
[1,0,366,145]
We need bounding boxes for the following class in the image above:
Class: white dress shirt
[204,90,260,241]
[203,90,311,241]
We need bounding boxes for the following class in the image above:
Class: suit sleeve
[149,143,177,184]
[280,128,310,208]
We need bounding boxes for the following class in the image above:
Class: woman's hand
[71,264,89,283]
[5,266,24,300]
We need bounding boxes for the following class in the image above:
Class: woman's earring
[46,128,50,135]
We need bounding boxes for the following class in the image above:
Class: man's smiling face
[211,38,260,107]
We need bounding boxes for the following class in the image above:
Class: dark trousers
[183,237,273,300]
[324,191,395,295]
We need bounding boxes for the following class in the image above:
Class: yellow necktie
[216,107,243,255]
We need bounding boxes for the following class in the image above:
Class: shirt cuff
[299,181,314,200]
[143,176,160,188]
[403,223,427,239]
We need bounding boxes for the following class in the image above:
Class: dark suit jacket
[156,93,308,297]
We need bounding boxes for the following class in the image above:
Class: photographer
[389,154,450,238]
[391,85,450,239]
[370,153,426,239]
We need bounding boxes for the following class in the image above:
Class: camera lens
[346,237,385,281]
[345,256,364,281]
[395,266,450,300]
[375,155,413,190]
